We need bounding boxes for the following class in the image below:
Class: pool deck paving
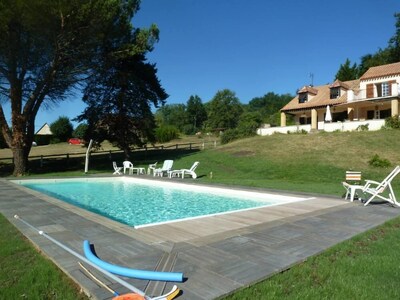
[1,176,400,299]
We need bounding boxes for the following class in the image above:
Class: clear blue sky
[34,0,400,130]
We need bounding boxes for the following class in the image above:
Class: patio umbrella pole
[13,215,149,299]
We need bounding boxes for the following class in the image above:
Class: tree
[335,58,359,81]
[388,13,400,62]
[0,0,155,175]
[186,95,207,133]
[206,89,243,130]
[342,13,400,77]
[72,123,88,139]
[155,104,187,132]
[50,116,73,143]
[77,53,167,159]
[358,49,392,76]
[237,112,262,136]
[247,92,293,125]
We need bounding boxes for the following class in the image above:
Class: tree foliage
[50,116,73,143]
[335,58,359,81]
[206,89,243,130]
[155,104,187,132]
[0,0,154,175]
[247,92,292,126]
[186,95,207,133]
[335,13,400,79]
[155,125,179,143]
[72,123,88,139]
[155,95,208,135]
[77,53,167,159]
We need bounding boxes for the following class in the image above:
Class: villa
[257,61,400,135]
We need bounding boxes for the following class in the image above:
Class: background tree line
[154,90,293,144]
[335,13,400,81]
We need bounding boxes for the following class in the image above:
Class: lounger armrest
[362,180,381,191]
[364,180,380,186]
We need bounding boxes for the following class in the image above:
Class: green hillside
[175,130,400,196]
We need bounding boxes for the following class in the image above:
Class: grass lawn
[0,214,88,299]
[1,130,400,299]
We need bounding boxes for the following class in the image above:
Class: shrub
[384,115,400,129]
[73,123,88,139]
[368,154,391,168]
[220,128,240,144]
[356,124,369,131]
[155,125,179,143]
[50,116,73,143]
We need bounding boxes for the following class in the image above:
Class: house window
[382,82,389,97]
[380,109,391,119]
[376,82,391,97]
[330,87,340,99]
[298,93,307,103]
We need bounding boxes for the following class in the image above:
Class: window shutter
[388,80,396,96]
[366,84,374,98]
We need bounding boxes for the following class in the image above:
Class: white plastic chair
[169,162,200,179]
[112,162,122,175]
[148,162,158,175]
[154,160,173,177]
[342,171,363,202]
[362,165,400,206]
[122,161,133,174]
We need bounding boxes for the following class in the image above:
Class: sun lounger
[362,165,400,206]
[169,162,199,179]
[154,160,173,177]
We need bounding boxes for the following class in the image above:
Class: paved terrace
[1,176,400,300]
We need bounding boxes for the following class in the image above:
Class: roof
[360,61,400,80]
[330,79,350,89]
[298,85,318,95]
[35,123,53,135]
[281,79,359,112]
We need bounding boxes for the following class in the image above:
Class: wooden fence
[0,141,218,166]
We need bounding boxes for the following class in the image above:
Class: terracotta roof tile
[281,79,360,112]
[330,79,350,89]
[360,61,400,80]
[298,85,318,95]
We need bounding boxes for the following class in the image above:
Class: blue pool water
[15,178,306,227]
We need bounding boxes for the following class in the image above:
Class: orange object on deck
[113,293,145,300]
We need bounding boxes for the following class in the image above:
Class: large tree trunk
[9,110,34,176]
[123,147,131,160]
[12,147,27,177]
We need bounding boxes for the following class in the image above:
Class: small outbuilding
[35,123,53,145]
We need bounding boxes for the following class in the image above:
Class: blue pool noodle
[83,240,184,282]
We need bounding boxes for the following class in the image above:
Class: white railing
[257,124,311,135]
[257,119,385,136]
[351,82,399,102]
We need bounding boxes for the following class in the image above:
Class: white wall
[257,119,385,136]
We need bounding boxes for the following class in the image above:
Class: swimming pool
[13,177,312,228]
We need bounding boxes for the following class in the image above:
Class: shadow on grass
[0,148,201,177]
